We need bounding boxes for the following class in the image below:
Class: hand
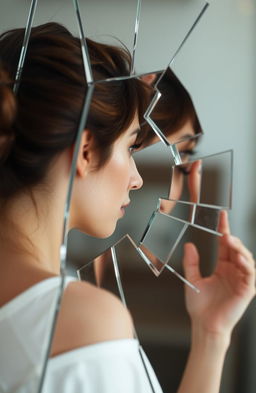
[183,210,255,337]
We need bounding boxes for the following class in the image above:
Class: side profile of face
[70,116,143,238]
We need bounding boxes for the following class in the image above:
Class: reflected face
[167,120,197,201]
[158,120,199,214]
[72,116,143,238]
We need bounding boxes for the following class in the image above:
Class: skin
[70,116,143,238]
[178,210,255,393]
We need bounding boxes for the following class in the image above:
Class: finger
[227,235,254,262]
[217,211,231,261]
[183,242,202,283]
[188,160,201,203]
[234,253,256,289]
[218,210,230,235]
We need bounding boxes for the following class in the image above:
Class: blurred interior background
[0,1,255,392]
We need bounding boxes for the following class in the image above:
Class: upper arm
[50,281,134,357]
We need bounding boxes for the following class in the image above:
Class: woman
[0,22,255,393]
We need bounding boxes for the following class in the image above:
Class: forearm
[177,325,230,393]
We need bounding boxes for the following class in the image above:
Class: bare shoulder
[51,280,134,357]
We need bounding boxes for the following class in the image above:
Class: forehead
[167,119,195,145]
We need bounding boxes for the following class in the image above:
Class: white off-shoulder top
[0,276,163,393]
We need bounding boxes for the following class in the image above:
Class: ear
[140,73,157,86]
[75,129,94,177]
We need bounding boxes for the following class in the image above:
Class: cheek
[107,153,130,187]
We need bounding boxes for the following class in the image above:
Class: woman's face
[158,120,199,215]
[71,116,143,238]
[168,120,197,201]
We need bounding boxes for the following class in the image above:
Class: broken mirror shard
[143,67,204,165]
[140,211,187,267]
[66,5,210,265]
[170,149,233,209]
[134,0,209,74]
[77,231,199,316]
[130,0,142,75]
[159,199,222,235]
[13,0,38,94]
[0,1,214,393]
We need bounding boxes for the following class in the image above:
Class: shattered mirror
[0,0,237,392]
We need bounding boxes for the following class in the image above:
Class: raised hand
[183,210,255,337]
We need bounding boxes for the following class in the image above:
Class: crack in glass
[2,0,235,391]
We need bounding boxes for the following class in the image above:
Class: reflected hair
[0,22,150,200]
[142,68,202,146]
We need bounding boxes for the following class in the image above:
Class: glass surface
[0,1,232,392]
[159,199,222,235]
[142,67,204,164]
[159,199,193,222]
[133,0,208,74]
[170,150,233,208]
[78,245,124,301]
[140,211,187,268]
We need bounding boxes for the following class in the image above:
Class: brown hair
[0,22,149,200]
[142,68,202,146]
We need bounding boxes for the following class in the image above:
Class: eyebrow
[175,132,200,145]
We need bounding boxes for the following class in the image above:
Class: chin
[71,219,117,239]
[85,224,117,239]
[97,226,116,239]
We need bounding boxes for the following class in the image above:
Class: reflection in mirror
[159,199,193,222]
[67,66,208,283]
[159,199,222,235]
[142,67,203,165]
[170,150,233,209]
[139,211,187,270]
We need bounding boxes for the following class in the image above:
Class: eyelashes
[176,149,197,175]
[179,149,196,159]
[129,143,142,154]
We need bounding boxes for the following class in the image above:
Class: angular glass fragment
[140,211,187,268]
[170,150,233,209]
[134,1,209,74]
[159,199,222,235]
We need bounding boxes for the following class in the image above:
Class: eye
[179,149,196,163]
[179,149,196,157]
[129,143,142,154]
[176,150,196,176]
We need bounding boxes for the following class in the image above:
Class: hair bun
[0,68,16,163]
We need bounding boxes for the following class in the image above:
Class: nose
[130,157,143,190]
